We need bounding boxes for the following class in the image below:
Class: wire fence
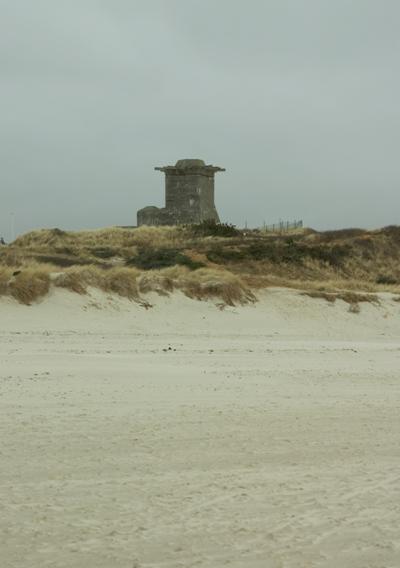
[260,219,303,233]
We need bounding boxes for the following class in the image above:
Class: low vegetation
[302,290,379,311]
[206,239,351,267]
[127,247,205,271]
[0,223,399,306]
[188,219,241,238]
[0,265,51,305]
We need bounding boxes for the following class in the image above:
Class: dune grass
[0,266,51,305]
[0,263,254,306]
[302,290,379,305]
[12,226,186,256]
[53,266,142,299]
[139,266,256,306]
[1,224,400,305]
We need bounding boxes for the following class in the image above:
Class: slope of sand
[1,288,400,568]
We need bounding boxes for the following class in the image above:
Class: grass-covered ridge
[1,222,400,305]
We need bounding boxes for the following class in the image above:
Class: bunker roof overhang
[155,158,225,176]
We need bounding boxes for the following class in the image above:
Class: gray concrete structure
[137,159,225,226]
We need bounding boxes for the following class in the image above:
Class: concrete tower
[137,159,225,226]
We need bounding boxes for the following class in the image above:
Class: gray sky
[1,0,400,240]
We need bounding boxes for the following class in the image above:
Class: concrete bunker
[137,159,225,226]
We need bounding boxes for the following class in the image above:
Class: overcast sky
[1,0,399,239]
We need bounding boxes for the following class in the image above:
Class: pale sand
[1,288,400,568]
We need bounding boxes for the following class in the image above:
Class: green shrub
[376,274,398,285]
[127,248,204,271]
[206,247,245,263]
[306,244,351,267]
[381,225,400,243]
[90,247,118,259]
[316,228,366,242]
[206,239,351,267]
[189,220,240,238]
[34,254,96,267]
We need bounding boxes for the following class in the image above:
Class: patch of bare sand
[1,288,400,568]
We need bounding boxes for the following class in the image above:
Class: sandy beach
[1,288,400,568]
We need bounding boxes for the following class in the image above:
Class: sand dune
[1,288,400,567]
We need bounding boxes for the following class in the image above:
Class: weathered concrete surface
[137,158,224,226]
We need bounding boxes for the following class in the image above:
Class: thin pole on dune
[10,212,15,242]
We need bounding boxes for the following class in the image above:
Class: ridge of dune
[1,286,399,338]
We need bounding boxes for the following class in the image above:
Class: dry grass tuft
[8,267,51,305]
[13,226,186,253]
[181,269,255,306]
[52,266,101,294]
[0,262,254,306]
[53,266,141,300]
[100,267,141,300]
[137,266,255,305]
[0,248,26,267]
[302,290,379,306]
[304,290,337,303]
[137,271,175,296]
[0,267,13,295]
[337,292,379,305]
